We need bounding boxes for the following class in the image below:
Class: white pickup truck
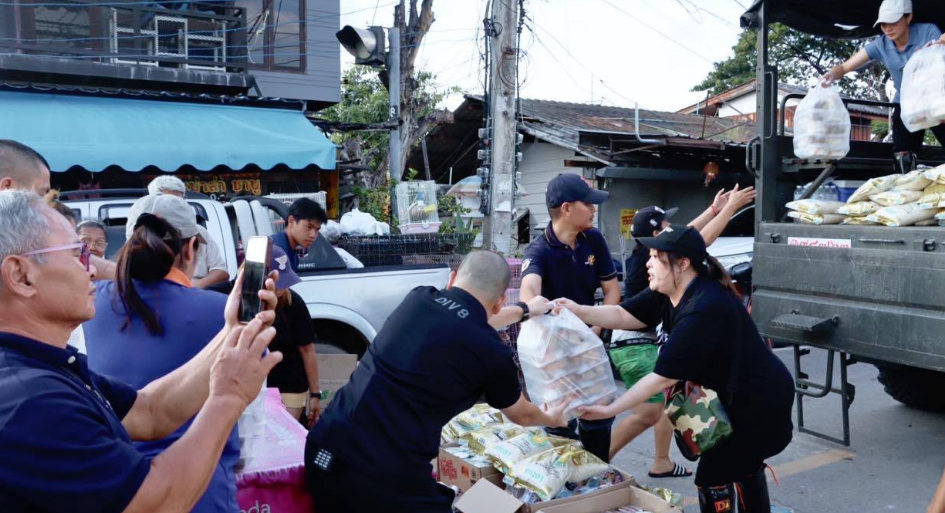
[62,190,451,357]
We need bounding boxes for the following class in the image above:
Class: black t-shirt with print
[621,278,794,451]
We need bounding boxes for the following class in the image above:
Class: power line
[595,0,715,64]
[369,0,382,26]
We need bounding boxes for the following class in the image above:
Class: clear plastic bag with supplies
[516,308,617,419]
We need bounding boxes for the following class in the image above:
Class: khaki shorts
[281,391,308,409]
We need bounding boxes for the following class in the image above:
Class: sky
[338,0,751,113]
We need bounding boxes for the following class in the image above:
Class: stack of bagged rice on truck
[787,167,945,226]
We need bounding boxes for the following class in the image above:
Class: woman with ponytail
[83,194,240,513]
[557,224,794,513]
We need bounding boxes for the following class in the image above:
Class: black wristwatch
[516,301,530,322]
[310,390,323,400]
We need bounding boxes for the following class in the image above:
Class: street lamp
[336,24,401,184]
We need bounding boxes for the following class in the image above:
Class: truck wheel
[876,364,945,412]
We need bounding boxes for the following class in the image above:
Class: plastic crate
[336,233,476,267]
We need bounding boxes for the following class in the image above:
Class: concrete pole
[388,26,401,183]
[482,0,517,255]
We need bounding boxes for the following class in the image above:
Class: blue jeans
[546,417,614,462]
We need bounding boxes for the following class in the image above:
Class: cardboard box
[534,486,683,513]
[316,354,358,406]
[438,444,502,492]
[455,470,644,513]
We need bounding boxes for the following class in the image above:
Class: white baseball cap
[125,193,204,242]
[875,0,912,27]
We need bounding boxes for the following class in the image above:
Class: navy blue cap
[631,206,679,238]
[545,174,609,208]
[637,224,708,268]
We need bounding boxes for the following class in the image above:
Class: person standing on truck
[824,0,945,173]
[305,250,567,513]
[608,185,757,477]
[559,225,794,513]
[518,172,620,462]
[272,197,327,272]
[144,176,229,289]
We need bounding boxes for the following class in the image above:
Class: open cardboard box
[316,354,358,406]
[438,444,503,492]
[534,485,683,513]
[455,470,665,513]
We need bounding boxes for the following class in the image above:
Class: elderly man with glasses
[0,189,283,513]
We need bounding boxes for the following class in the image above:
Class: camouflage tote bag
[664,382,733,461]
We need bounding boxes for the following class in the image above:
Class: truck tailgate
[752,222,945,371]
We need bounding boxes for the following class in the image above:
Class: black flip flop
[648,463,693,478]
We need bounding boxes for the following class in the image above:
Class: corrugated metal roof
[510,97,755,146]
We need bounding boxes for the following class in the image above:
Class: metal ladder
[771,312,856,446]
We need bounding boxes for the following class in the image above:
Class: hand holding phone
[239,236,273,324]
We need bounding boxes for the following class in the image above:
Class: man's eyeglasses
[22,243,91,271]
[80,239,108,250]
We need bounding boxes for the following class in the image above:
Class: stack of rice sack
[920,165,945,226]
[787,169,945,226]
[793,84,851,160]
[440,406,628,503]
[900,45,945,133]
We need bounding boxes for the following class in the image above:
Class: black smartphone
[239,236,272,324]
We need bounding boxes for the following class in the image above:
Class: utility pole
[482,0,518,255]
[387,26,402,184]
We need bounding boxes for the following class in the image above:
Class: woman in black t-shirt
[558,225,794,513]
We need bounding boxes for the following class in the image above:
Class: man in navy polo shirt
[520,173,621,462]
[306,250,567,513]
[0,189,282,513]
[272,197,327,271]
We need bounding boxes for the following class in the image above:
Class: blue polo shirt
[522,223,618,306]
[271,231,299,271]
[865,22,942,102]
[308,286,521,485]
[0,331,149,513]
[84,279,238,513]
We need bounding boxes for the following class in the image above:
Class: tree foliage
[694,24,889,100]
[322,66,460,185]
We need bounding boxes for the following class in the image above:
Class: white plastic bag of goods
[924,164,945,184]
[793,84,851,159]
[934,209,945,221]
[339,208,388,236]
[837,201,881,216]
[869,190,923,206]
[900,45,945,132]
[785,199,845,214]
[895,170,933,191]
[788,211,846,225]
[516,309,617,419]
[866,205,938,227]
[847,174,900,203]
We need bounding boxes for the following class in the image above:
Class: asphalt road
[610,346,945,513]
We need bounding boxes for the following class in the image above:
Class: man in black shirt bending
[305,250,567,513]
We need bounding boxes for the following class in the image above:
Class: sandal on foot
[648,463,692,478]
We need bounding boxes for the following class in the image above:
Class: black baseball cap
[545,173,609,208]
[637,224,708,267]
[631,206,679,238]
